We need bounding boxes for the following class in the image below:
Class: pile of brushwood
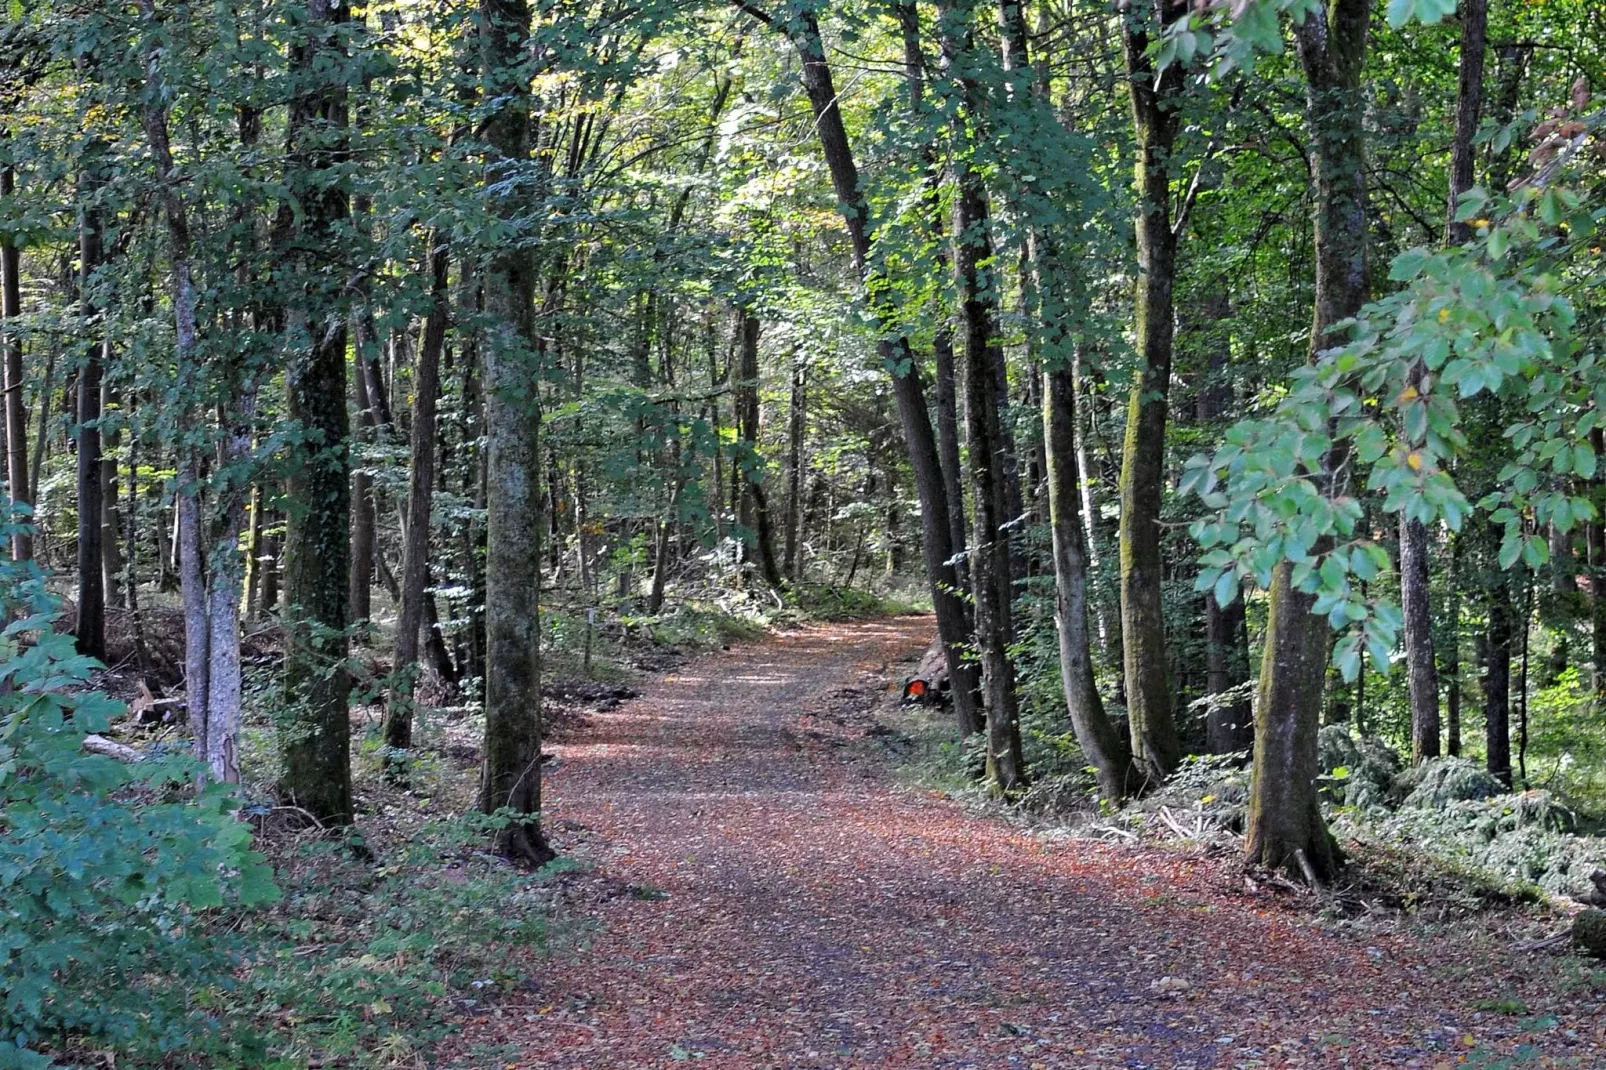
[1099,727,1606,905]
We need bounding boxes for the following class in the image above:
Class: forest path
[456,617,1598,1068]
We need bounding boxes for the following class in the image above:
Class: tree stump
[901,639,950,705]
[1571,909,1606,958]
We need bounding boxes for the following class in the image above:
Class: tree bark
[1196,295,1252,753]
[1,166,31,560]
[1445,0,1488,246]
[278,0,353,825]
[1445,531,1463,754]
[1046,365,1136,801]
[783,351,804,579]
[349,335,375,627]
[1400,0,1487,764]
[1245,0,1370,882]
[1485,536,1514,786]
[99,383,122,605]
[896,0,971,614]
[735,309,782,588]
[384,231,448,752]
[1117,0,1184,780]
[1592,428,1606,696]
[135,2,218,777]
[477,0,554,866]
[205,398,253,786]
[1401,508,1440,762]
[75,167,107,661]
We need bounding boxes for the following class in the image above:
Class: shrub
[1396,756,1505,809]
[0,554,277,1066]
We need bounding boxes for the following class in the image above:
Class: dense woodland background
[4,0,1606,1062]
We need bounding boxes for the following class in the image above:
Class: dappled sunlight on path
[447,618,1603,1069]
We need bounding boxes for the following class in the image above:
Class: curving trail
[451,617,1601,1068]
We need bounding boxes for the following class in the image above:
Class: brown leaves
[440,620,1602,1068]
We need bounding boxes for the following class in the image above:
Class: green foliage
[0,541,277,1065]
[1185,139,1606,680]
[236,812,570,1066]
[1397,757,1506,809]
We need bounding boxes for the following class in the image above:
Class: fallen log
[84,734,144,762]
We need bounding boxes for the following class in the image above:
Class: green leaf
[1385,0,1415,28]
[1498,535,1522,570]
[1574,441,1597,479]
[1487,227,1509,260]
[1213,569,1241,609]
[1388,247,1430,281]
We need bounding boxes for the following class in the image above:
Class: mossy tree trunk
[1245,0,1371,883]
[279,0,353,826]
[1117,0,1184,782]
[478,0,554,867]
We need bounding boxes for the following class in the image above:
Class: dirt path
[453,617,1601,1068]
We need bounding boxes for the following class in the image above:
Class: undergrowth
[229,812,574,1069]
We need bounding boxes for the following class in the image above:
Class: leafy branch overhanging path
[451,618,1602,1067]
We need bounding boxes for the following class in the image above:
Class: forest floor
[444,616,1606,1069]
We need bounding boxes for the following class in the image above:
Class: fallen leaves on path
[444,618,1606,1068]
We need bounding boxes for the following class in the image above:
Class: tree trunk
[934,332,969,600]
[783,351,804,579]
[349,339,375,627]
[278,0,353,825]
[1,166,31,560]
[1046,365,1136,801]
[1195,299,1252,753]
[384,231,448,752]
[734,309,783,588]
[75,177,107,661]
[99,383,122,606]
[1074,354,1114,658]
[1593,429,1606,696]
[938,2,1025,790]
[244,480,265,618]
[477,0,554,867]
[1445,0,1488,247]
[1485,545,1513,786]
[204,402,253,785]
[1446,532,1463,754]
[749,1,983,738]
[896,1,970,611]
[1400,0,1487,764]
[1117,0,1184,781]
[1246,0,1371,882]
[1401,509,1440,762]
[134,9,216,775]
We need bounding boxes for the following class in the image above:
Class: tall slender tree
[478,0,554,866]
[278,0,354,824]
[1116,0,1185,780]
[736,0,985,742]
[1244,0,1372,882]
